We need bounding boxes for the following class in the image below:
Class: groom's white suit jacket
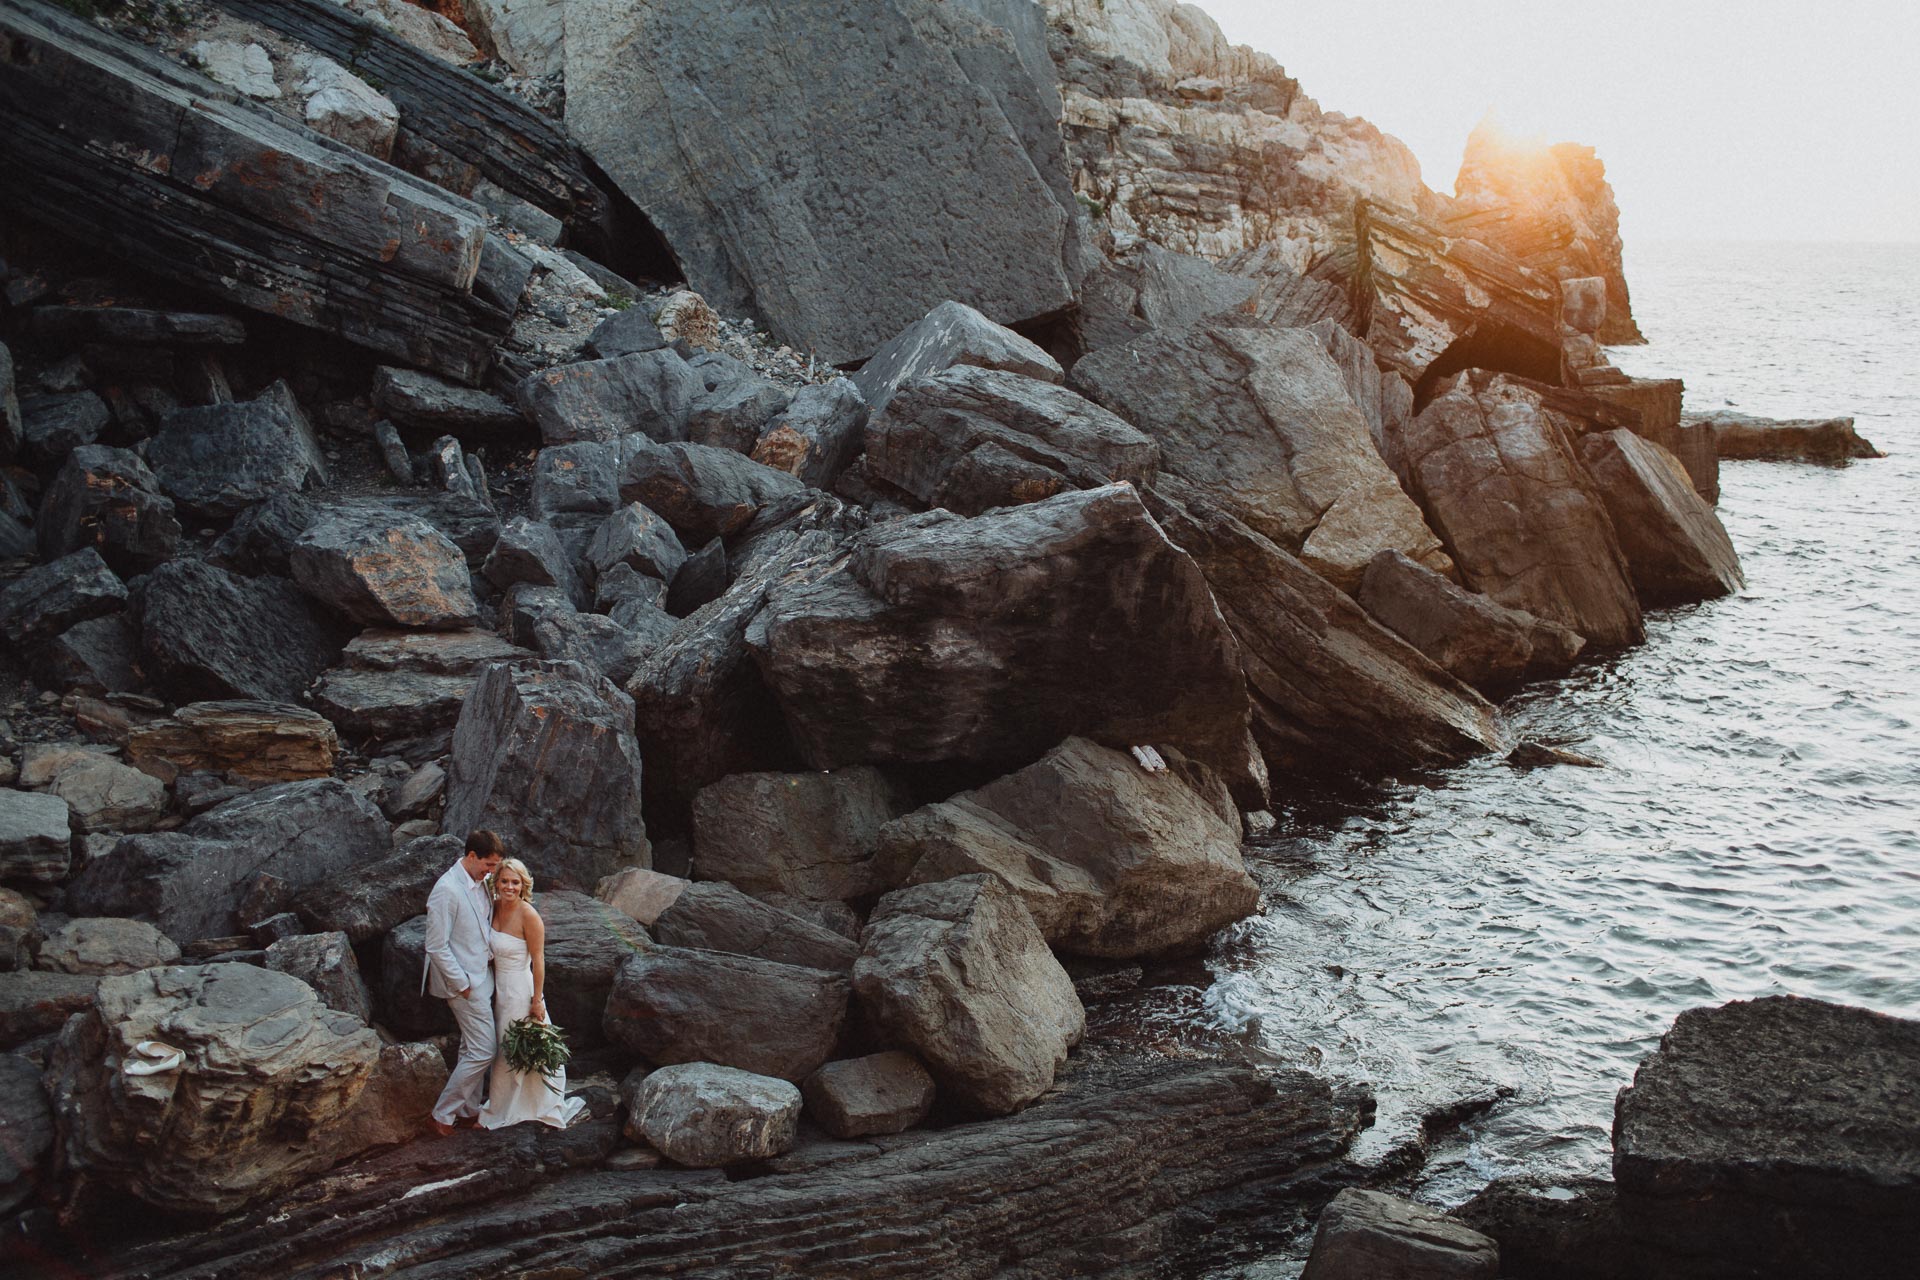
[422,861,494,998]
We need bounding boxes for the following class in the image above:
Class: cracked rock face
[48,964,382,1216]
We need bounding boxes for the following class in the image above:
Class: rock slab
[1301,1188,1499,1280]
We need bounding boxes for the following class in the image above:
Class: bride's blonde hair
[491,857,534,904]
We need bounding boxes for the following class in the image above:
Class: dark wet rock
[293,834,462,946]
[0,340,20,461]
[1401,373,1643,647]
[1454,1178,1635,1280]
[867,364,1157,515]
[132,560,341,703]
[652,881,860,974]
[801,1051,935,1139]
[1506,740,1604,769]
[443,660,649,891]
[205,492,320,578]
[0,970,98,1047]
[618,438,808,545]
[147,381,327,516]
[852,300,1065,415]
[883,737,1256,959]
[632,1062,800,1168]
[750,377,870,489]
[0,547,124,648]
[66,779,391,944]
[1359,550,1585,693]
[0,790,73,884]
[605,945,848,1082]
[124,701,338,786]
[1611,996,1920,1280]
[39,612,142,694]
[855,874,1084,1116]
[311,627,534,744]
[264,929,373,1023]
[748,484,1252,778]
[483,515,587,607]
[18,390,109,460]
[35,445,181,573]
[30,305,246,347]
[687,362,794,454]
[534,890,653,1049]
[567,9,1074,366]
[377,915,454,1036]
[691,766,909,904]
[372,366,523,434]
[0,1054,50,1214]
[1578,429,1744,605]
[291,509,481,629]
[585,501,687,585]
[1687,410,1883,462]
[517,351,702,445]
[48,964,382,1215]
[1300,1188,1499,1280]
[586,307,668,359]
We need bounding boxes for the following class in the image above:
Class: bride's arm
[525,907,549,1023]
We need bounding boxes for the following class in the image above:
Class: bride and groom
[421,829,586,1135]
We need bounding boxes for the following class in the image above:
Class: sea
[1171,240,1920,1271]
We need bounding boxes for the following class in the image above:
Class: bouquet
[500,1015,571,1087]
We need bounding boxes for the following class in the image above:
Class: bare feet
[428,1117,456,1137]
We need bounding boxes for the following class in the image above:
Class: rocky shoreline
[0,0,1897,1276]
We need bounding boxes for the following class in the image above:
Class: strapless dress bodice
[490,928,531,972]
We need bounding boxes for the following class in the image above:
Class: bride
[477,858,585,1129]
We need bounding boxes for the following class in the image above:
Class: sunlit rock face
[1451,117,1644,345]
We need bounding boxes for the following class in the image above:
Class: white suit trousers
[431,974,496,1124]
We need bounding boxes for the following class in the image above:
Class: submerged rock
[1686,410,1883,462]
[1301,1188,1499,1280]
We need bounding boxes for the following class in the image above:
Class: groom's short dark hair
[466,829,506,859]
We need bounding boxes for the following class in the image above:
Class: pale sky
[1199,1,1920,244]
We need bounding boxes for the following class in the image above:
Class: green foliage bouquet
[500,1016,570,1085]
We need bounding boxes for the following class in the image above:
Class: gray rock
[585,502,687,585]
[0,340,19,461]
[43,751,169,833]
[687,365,794,455]
[530,441,621,528]
[746,484,1252,779]
[504,584,673,686]
[1075,242,1261,356]
[292,834,460,944]
[1401,373,1643,647]
[123,700,338,787]
[443,660,650,891]
[534,890,654,1048]
[867,363,1157,515]
[517,351,702,445]
[0,790,73,884]
[372,366,523,434]
[18,390,109,461]
[691,767,909,903]
[0,1054,51,1214]
[631,1062,800,1168]
[0,547,125,648]
[292,52,399,159]
[750,377,870,489]
[390,761,446,819]
[595,561,671,618]
[147,381,328,516]
[1615,997,1920,1279]
[483,515,587,608]
[35,445,181,574]
[855,874,1083,1115]
[617,438,808,545]
[853,300,1065,414]
[604,945,848,1081]
[205,491,321,577]
[1578,429,1744,605]
[664,537,728,618]
[0,970,98,1047]
[264,930,374,1024]
[345,492,502,566]
[376,914,453,1036]
[566,7,1073,365]
[652,881,860,973]
[1359,551,1584,693]
[132,560,341,704]
[310,627,534,744]
[373,420,413,485]
[596,867,689,928]
[801,1051,935,1138]
[39,613,142,694]
[1300,1188,1499,1280]
[47,964,382,1214]
[586,308,668,359]
[66,779,391,944]
[291,510,481,629]
[883,737,1257,958]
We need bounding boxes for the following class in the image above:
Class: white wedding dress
[477,928,585,1130]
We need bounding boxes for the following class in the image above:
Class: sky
[1198,1,1920,244]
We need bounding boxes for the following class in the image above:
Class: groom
[423,828,505,1136]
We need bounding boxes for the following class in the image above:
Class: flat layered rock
[291,509,481,629]
[36,917,181,976]
[147,382,328,517]
[1578,429,1744,605]
[691,767,909,903]
[42,751,168,833]
[125,701,338,785]
[0,547,124,648]
[132,561,341,704]
[373,366,523,434]
[604,945,847,1082]
[0,789,72,883]
[1687,410,1883,462]
[312,626,540,744]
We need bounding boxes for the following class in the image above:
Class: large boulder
[264,930,373,1024]
[310,627,534,746]
[131,561,341,704]
[1612,997,1920,1280]
[482,516,587,609]
[442,660,650,891]
[516,351,701,445]
[47,964,382,1215]
[146,381,327,516]
[377,916,454,1036]
[866,364,1157,516]
[651,881,860,974]
[630,1062,801,1169]
[0,548,124,649]
[1071,324,1451,588]
[36,917,182,976]
[124,701,338,785]
[1300,1188,1500,1280]
[293,834,460,944]
[291,510,481,629]
[565,3,1074,366]
[1143,481,1503,773]
[1577,429,1744,605]
[747,484,1252,778]
[882,737,1256,958]
[690,767,909,903]
[750,378,870,489]
[41,752,168,833]
[801,1050,935,1138]
[852,300,1064,414]
[0,971,99,1048]
[603,946,848,1081]
[1358,551,1584,694]
[534,890,653,1049]
[854,874,1084,1115]
[0,789,72,883]
[35,445,180,574]
[66,779,391,944]
[617,439,807,546]
[1400,373,1643,647]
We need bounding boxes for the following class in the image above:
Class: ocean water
[1176,240,1920,1251]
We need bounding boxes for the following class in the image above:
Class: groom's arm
[423,880,471,997]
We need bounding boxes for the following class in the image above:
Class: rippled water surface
[1189,241,1920,1223]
